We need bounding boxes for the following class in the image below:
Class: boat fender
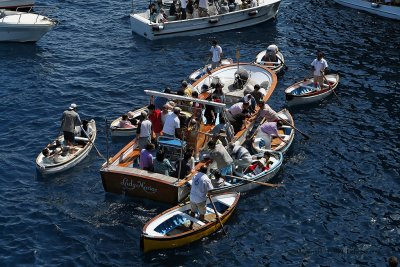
[248,10,258,16]
[285,94,294,101]
[152,24,164,31]
[371,2,380,8]
[209,18,219,24]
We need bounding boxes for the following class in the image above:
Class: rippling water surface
[0,0,399,265]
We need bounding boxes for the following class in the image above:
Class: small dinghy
[188,58,233,84]
[209,150,283,195]
[252,109,295,154]
[254,46,286,75]
[109,107,148,137]
[285,74,340,106]
[140,192,240,253]
[36,119,97,174]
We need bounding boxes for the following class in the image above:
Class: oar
[279,117,310,140]
[228,174,281,188]
[322,73,340,103]
[207,194,227,235]
[80,124,106,160]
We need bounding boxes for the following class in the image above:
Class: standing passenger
[206,140,233,176]
[61,103,81,147]
[137,111,152,149]
[209,40,223,69]
[147,104,162,139]
[190,165,214,222]
[162,107,181,138]
[311,51,329,90]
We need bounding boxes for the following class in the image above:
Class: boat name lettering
[121,178,158,194]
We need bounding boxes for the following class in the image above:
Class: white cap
[69,103,77,110]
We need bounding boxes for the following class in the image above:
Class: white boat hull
[285,74,340,106]
[334,0,400,20]
[0,0,34,9]
[130,0,281,40]
[36,120,97,175]
[254,50,285,74]
[0,11,56,42]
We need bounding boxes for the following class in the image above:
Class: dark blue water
[1,0,399,265]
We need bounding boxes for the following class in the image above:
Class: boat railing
[14,6,58,24]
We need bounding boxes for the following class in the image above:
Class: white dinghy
[254,45,286,75]
[192,63,277,104]
[130,0,281,40]
[109,107,149,137]
[36,120,97,175]
[0,8,56,42]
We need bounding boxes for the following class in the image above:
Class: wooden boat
[109,106,148,137]
[36,119,97,174]
[192,63,277,105]
[254,50,285,75]
[130,0,281,40]
[334,0,400,20]
[207,150,283,195]
[0,8,56,42]
[140,192,240,253]
[251,109,295,154]
[285,74,340,106]
[0,0,34,10]
[188,58,233,84]
[100,65,277,204]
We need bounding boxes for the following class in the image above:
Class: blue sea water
[0,0,399,266]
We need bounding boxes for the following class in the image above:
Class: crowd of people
[146,0,259,23]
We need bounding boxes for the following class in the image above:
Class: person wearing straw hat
[60,103,81,147]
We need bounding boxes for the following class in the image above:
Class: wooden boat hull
[285,74,340,106]
[141,192,240,253]
[36,120,97,175]
[210,151,283,194]
[252,109,295,155]
[254,50,285,74]
[130,0,281,40]
[334,0,400,20]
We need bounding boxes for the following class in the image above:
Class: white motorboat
[130,0,281,40]
[36,120,97,175]
[109,106,148,137]
[0,0,34,10]
[0,9,56,42]
[333,0,400,20]
[192,63,277,104]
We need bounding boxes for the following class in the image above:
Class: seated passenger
[258,120,286,149]
[41,148,54,165]
[262,44,279,63]
[146,3,157,22]
[153,150,174,175]
[169,0,179,19]
[53,147,69,163]
[155,8,168,23]
[186,0,194,19]
[127,112,139,126]
[192,3,200,18]
[211,169,225,188]
[119,114,134,129]
[172,152,193,179]
[250,0,257,7]
[240,0,249,9]
[140,143,155,171]
[220,1,230,13]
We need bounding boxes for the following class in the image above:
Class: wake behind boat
[36,120,97,175]
[140,192,240,253]
[0,8,56,42]
[285,74,340,106]
[334,0,400,20]
[130,0,281,40]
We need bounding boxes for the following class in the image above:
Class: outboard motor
[233,69,249,89]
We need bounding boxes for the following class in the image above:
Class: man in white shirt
[190,166,214,222]
[311,51,328,90]
[180,0,187,19]
[209,40,223,69]
[162,107,181,138]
